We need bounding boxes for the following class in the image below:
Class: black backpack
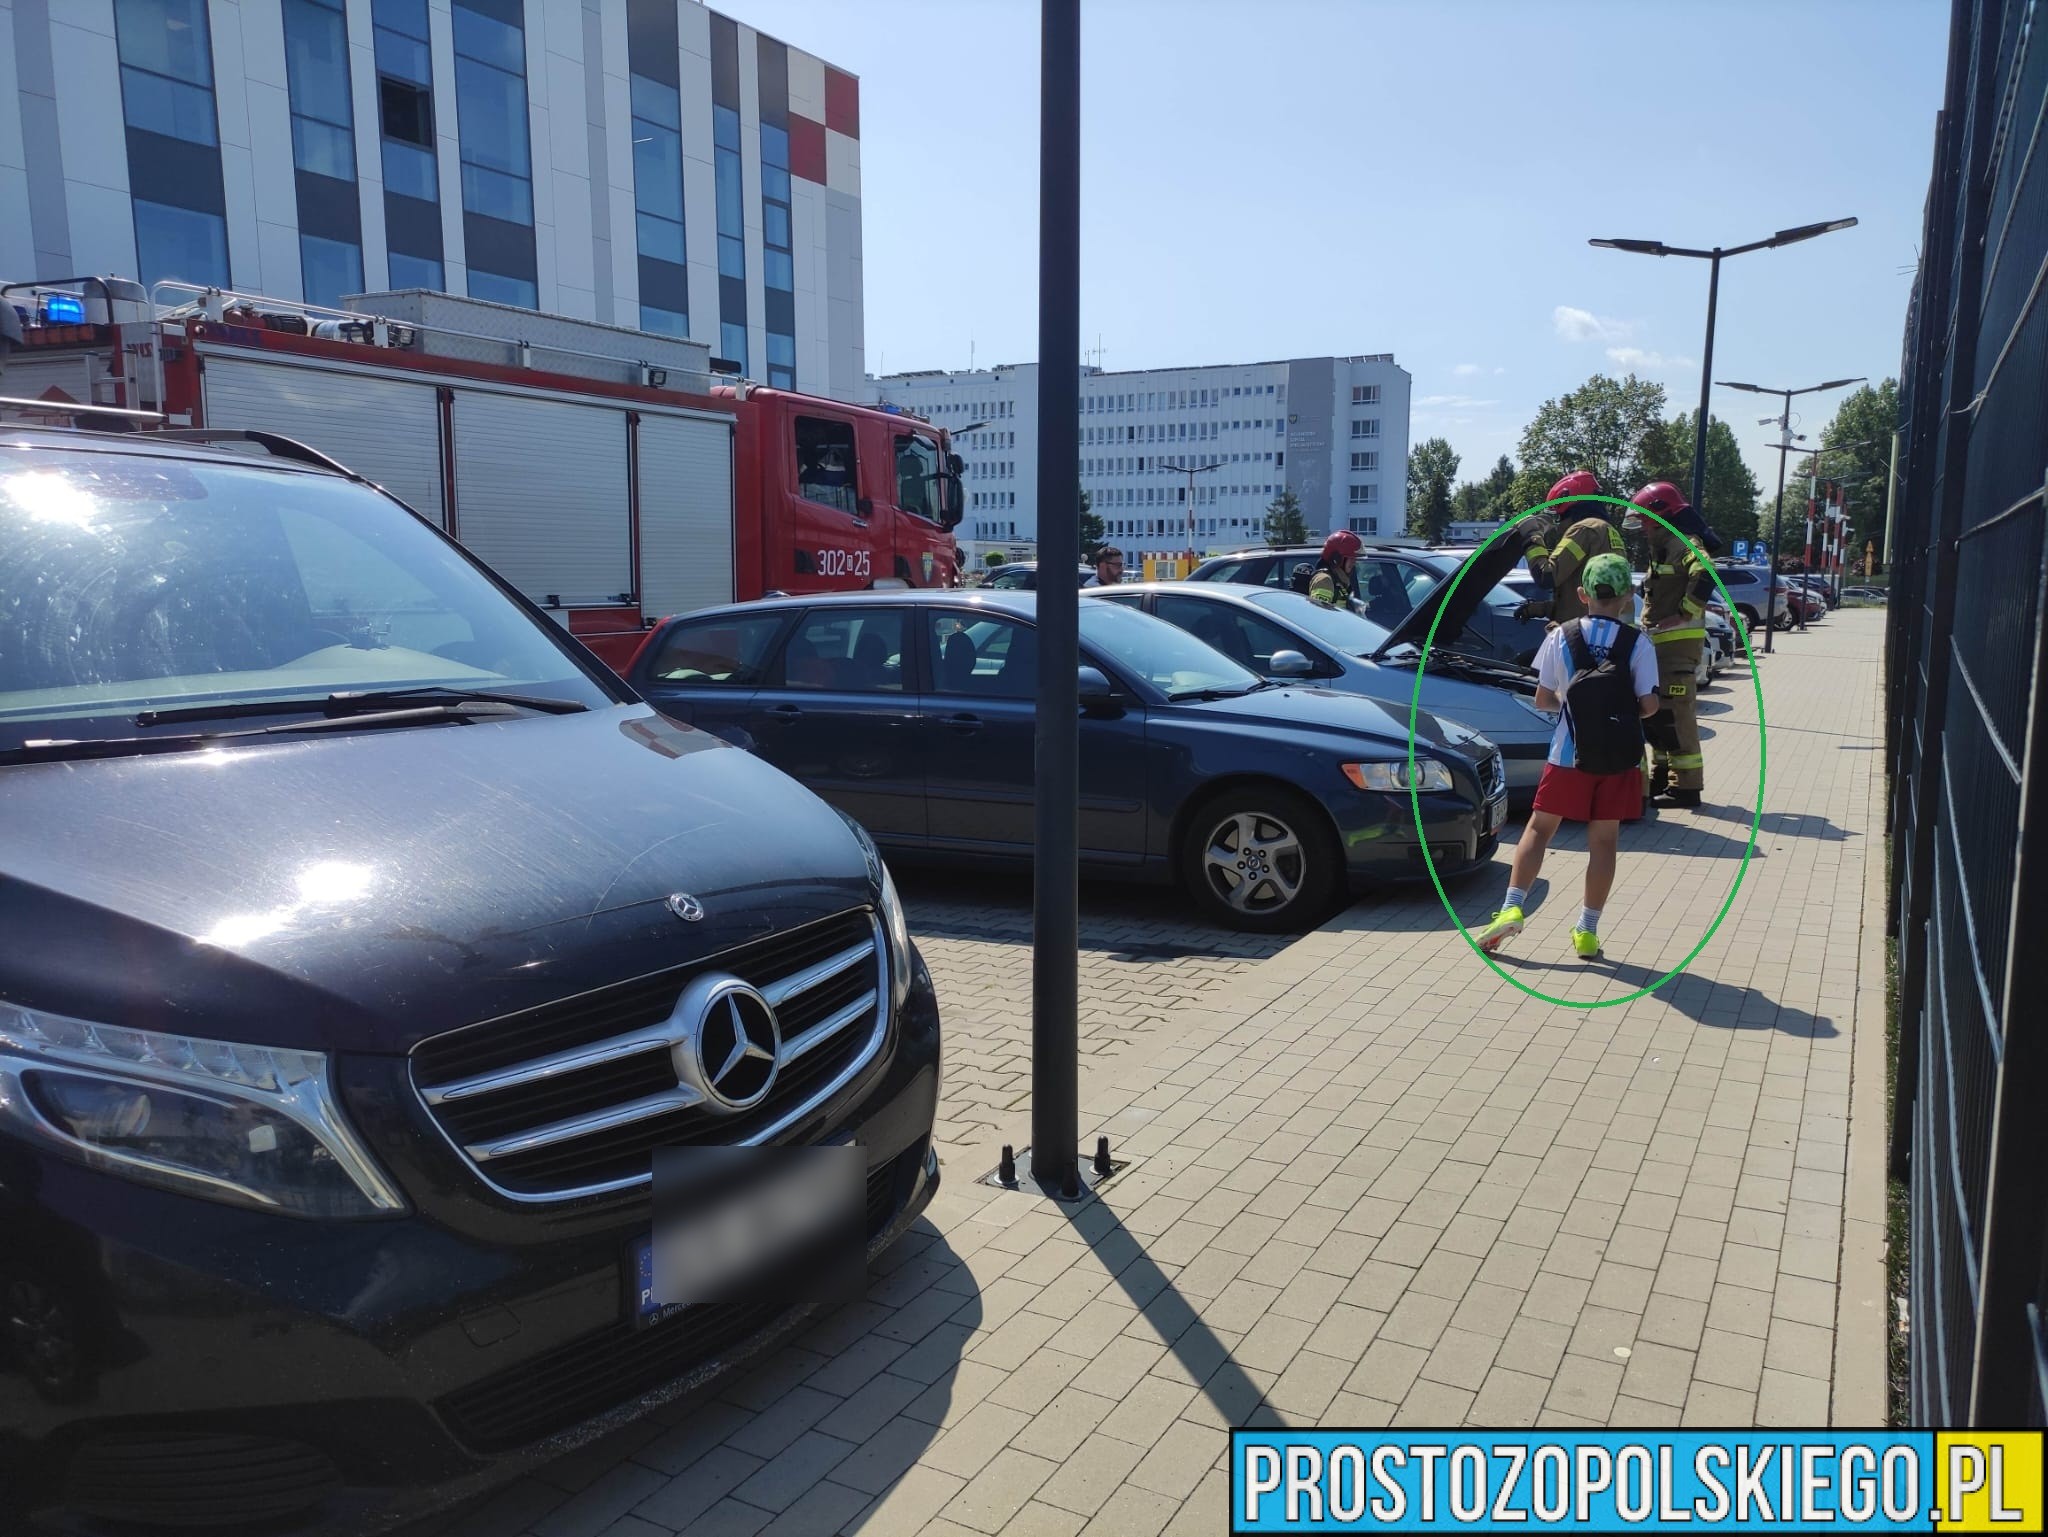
[1560,619,1647,774]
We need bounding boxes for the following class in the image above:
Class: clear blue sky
[722,0,1948,495]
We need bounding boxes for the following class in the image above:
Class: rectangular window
[1347,484,1378,504]
[1348,516,1379,535]
[1351,383,1381,404]
[115,0,229,286]
[1350,451,1378,471]
[627,0,686,338]
[387,249,442,289]
[132,197,230,288]
[300,231,363,307]
[786,609,906,694]
[720,320,748,375]
[453,0,535,304]
[1350,419,1381,439]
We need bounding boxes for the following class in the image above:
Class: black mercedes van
[0,426,941,1533]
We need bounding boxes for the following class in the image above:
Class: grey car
[1088,581,1558,801]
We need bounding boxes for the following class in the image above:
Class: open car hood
[1373,536,1529,659]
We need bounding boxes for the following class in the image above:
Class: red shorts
[1532,762,1643,823]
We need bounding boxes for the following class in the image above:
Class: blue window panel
[764,202,790,248]
[461,163,534,224]
[468,268,537,308]
[386,249,443,289]
[635,211,685,266]
[713,151,743,232]
[121,67,218,146]
[374,25,431,84]
[759,123,789,169]
[283,0,353,127]
[713,104,741,152]
[631,122,683,222]
[630,73,681,127]
[374,0,430,40]
[763,248,792,291]
[720,321,748,373]
[640,303,689,337]
[717,233,745,280]
[455,58,532,176]
[451,5,524,72]
[382,139,438,202]
[767,332,795,367]
[761,164,790,203]
[300,232,363,307]
[133,198,229,288]
[293,115,356,180]
[115,0,214,84]
[768,367,794,389]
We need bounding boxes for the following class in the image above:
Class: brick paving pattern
[419,614,1888,1537]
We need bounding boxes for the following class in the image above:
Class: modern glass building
[1,0,868,399]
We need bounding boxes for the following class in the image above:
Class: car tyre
[1180,786,1340,932]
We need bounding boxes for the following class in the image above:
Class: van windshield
[0,446,617,749]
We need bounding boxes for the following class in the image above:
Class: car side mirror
[1077,665,1115,705]
[1269,649,1314,678]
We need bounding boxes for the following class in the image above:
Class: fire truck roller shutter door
[451,392,633,607]
[637,412,736,621]
[198,354,447,528]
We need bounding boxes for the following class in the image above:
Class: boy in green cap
[1477,552,1660,959]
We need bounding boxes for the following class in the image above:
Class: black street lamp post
[1589,220,1857,522]
[1722,378,1864,653]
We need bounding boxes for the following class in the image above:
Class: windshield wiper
[7,702,538,765]
[1166,683,1261,702]
[134,686,588,727]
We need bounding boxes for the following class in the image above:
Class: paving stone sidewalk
[462,613,1889,1537]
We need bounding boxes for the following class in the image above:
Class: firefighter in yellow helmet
[1626,480,1715,806]
[1516,470,1630,627]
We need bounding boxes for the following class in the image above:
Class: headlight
[0,1005,405,1218]
[1343,759,1454,793]
[837,809,913,1012]
[879,862,913,1013]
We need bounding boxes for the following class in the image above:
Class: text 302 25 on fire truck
[0,276,964,668]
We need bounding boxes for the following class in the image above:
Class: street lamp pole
[1722,377,1863,652]
[1162,459,1224,572]
[1590,219,1856,526]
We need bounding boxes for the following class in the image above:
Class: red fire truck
[0,276,963,668]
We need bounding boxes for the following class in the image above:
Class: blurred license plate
[630,1234,679,1326]
[1486,796,1506,833]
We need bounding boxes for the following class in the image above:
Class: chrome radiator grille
[410,909,886,1200]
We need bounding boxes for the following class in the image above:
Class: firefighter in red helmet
[1628,480,1716,806]
[1307,528,1362,609]
[1517,470,1629,627]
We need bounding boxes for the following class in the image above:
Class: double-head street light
[1161,459,1224,569]
[1590,219,1858,524]
[1721,377,1864,652]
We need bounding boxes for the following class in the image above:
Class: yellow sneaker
[1571,927,1602,959]
[1476,906,1524,953]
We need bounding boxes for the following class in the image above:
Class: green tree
[1477,453,1518,523]
[1262,488,1308,546]
[1646,411,1762,543]
[1406,436,1461,541]
[982,550,1006,569]
[1787,380,1899,565]
[1509,374,1670,515]
[1077,482,1105,559]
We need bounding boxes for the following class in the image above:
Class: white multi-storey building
[865,355,1412,559]
[1,0,866,398]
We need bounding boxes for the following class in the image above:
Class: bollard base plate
[977,1145,1130,1204]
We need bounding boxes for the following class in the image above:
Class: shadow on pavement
[1492,956,1840,1038]
[1065,1195,1285,1430]
[1495,813,1766,863]
[895,868,1292,963]
[1695,803,1858,841]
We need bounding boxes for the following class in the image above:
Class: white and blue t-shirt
[1534,618,1660,768]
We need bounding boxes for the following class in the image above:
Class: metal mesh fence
[1889,0,2048,1426]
